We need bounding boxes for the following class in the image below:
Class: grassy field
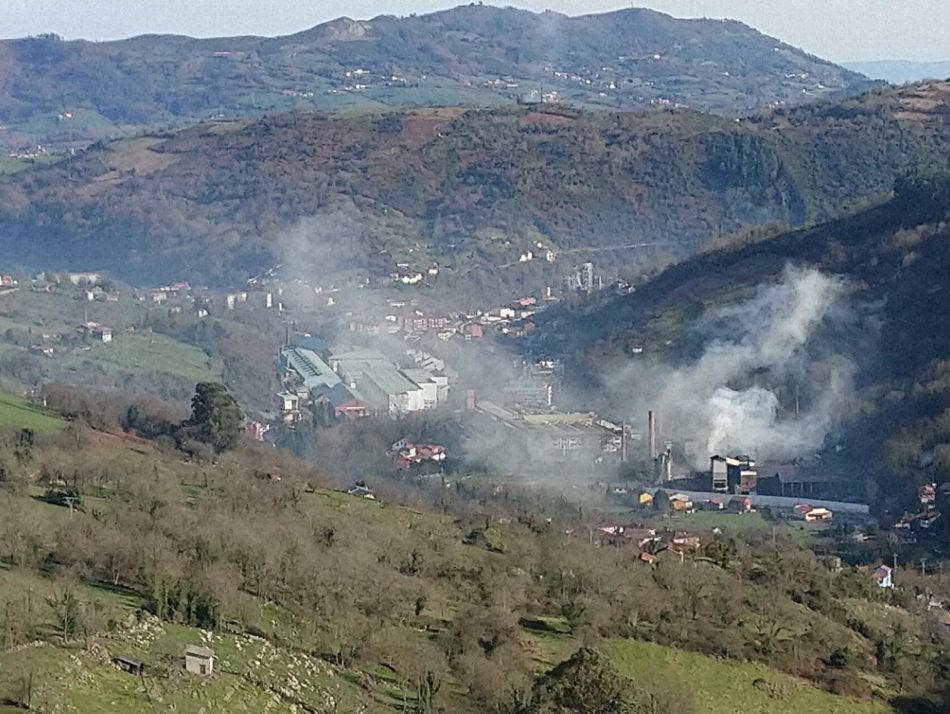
[517,628,896,714]
[0,392,66,432]
[0,445,479,714]
[602,639,895,714]
[0,621,387,714]
[0,289,224,396]
[669,509,772,532]
[0,154,61,175]
[54,332,222,385]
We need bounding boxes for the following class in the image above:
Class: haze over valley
[1,6,950,714]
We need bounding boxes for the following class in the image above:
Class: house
[793,504,833,522]
[184,645,214,675]
[669,493,694,512]
[80,321,112,343]
[114,655,145,675]
[277,391,301,424]
[728,496,753,514]
[638,552,658,565]
[869,564,893,589]
[669,531,701,550]
[792,504,811,519]
[391,439,447,469]
[462,323,484,339]
[346,483,376,499]
[805,507,833,522]
[245,421,268,441]
[919,483,937,506]
[623,528,658,548]
[66,271,101,286]
[638,492,654,507]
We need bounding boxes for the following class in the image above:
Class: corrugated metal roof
[361,367,421,396]
[401,368,436,385]
[314,382,367,408]
[282,348,340,392]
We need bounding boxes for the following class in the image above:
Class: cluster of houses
[345,292,556,344]
[390,437,447,470]
[593,524,702,563]
[277,336,451,423]
[594,518,901,591]
[138,282,278,317]
[28,320,116,358]
[894,483,942,542]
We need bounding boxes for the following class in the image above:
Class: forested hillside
[0,5,874,150]
[2,390,950,712]
[538,169,950,513]
[0,82,947,295]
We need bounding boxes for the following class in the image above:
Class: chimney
[466,389,476,411]
[648,410,656,459]
[620,422,628,463]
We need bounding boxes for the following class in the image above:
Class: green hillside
[0,288,224,403]
[0,391,65,433]
[0,82,947,297]
[1,396,949,713]
[0,6,874,150]
[540,169,950,514]
[603,639,894,714]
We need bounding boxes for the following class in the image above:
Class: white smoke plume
[614,265,857,468]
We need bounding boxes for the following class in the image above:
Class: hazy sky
[1,1,947,63]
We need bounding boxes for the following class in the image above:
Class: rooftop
[185,645,213,659]
[313,382,367,408]
[362,367,422,396]
[401,368,437,385]
[282,347,340,392]
[290,334,330,353]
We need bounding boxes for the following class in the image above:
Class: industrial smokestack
[466,389,476,411]
[621,422,628,463]
[648,410,656,459]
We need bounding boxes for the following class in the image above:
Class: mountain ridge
[0,81,946,297]
[0,5,874,150]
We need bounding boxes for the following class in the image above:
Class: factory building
[401,368,442,409]
[279,347,372,421]
[328,347,447,419]
[710,455,757,494]
[467,399,619,469]
[504,375,554,409]
[359,368,427,417]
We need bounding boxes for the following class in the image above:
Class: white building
[360,368,426,417]
[401,369,439,408]
[184,645,214,675]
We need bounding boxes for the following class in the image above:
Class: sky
[1,1,948,63]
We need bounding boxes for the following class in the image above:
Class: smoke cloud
[613,265,858,468]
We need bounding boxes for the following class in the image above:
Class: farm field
[0,391,66,432]
[602,639,895,714]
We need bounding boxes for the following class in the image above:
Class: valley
[1,5,950,713]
